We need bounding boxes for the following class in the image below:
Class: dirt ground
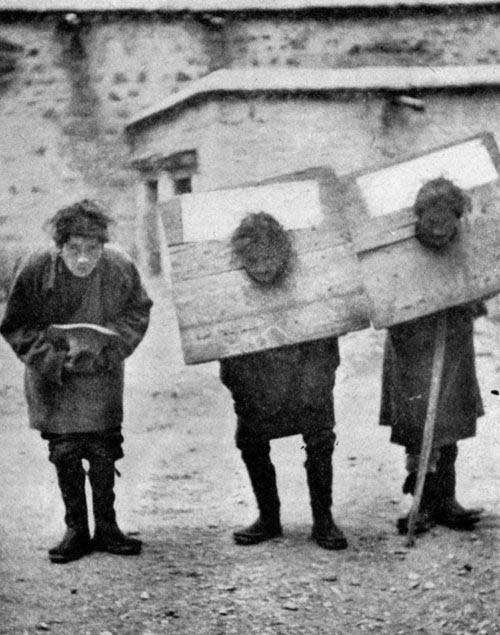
[0,278,499,635]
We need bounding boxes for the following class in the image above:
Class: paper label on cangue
[356,137,499,218]
[181,180,323,242]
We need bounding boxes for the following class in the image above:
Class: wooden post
[156,173,176,286]
[135,177,162,275]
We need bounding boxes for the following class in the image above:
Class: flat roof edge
[2,1,500,14]
[126,65,500,130]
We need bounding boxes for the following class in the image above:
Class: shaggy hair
[48,199,112,247]
[414,177,470,219]
[231,212,294,285]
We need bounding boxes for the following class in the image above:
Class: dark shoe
[93,522,142,555]
[51,459,91,563]
[397,509,436,536]
[88,455,141,554]
[432,498,482,529]
[304,437,346,549]
[311,518,348,550]
[432,445,483,529]
[233,517,282,545]
[237,444,282,546]
[49,528,92,564]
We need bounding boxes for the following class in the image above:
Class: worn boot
[233,444,282,545]
[305,434,347,550]
[49,461,92,563]
[88,455,142,555]
[397,471,437,535]
[432,444,482,529]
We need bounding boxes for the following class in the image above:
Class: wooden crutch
[406,313,447,547]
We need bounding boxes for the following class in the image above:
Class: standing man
[220,212,347,550]
[1,200,153,563]
[380,178,484,534]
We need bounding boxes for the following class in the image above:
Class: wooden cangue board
[341,133,500,329]
[159,167,370,364]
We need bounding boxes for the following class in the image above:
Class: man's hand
[100,345,123,371]
[64,350,99,374]
[31,340,66,384]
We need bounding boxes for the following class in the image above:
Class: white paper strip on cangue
[181,180,323,242]
[356,138,499,218]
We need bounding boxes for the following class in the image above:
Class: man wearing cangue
[1,200,152,563]
[220,212,348,550]
[380,178,485,535]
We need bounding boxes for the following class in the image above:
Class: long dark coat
[0,247,152,434]
[220,337,340,444]
[379,303,484,453]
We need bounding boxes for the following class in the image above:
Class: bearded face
[415,200,460,249]
[231,212,294,286]
[414,178,468,251]
[241,243,288,284]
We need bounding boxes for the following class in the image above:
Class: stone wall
[0,6,499,262]
[224,8,500,69]
[0,12,213,258]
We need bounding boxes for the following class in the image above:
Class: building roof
[3,0,500,12]
[126,65,500,130]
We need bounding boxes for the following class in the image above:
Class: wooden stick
[406,313,447,547]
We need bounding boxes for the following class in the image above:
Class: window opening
[174,176,192,195]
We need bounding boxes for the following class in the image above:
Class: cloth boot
[432,444,482,529]
[305,433,347,550]
[88,455,142,555]
[49,461,92,563]
[233,443,282,545]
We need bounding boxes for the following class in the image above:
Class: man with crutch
[379,178,485,536]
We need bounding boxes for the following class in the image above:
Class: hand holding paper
[47,324,122,374]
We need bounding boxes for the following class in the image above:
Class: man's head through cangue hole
[231,212,295,286]
[414,177,470,250]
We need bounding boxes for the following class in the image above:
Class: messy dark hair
[48,199,113,248]
[231,212,294,285]
[414,177,470,219]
